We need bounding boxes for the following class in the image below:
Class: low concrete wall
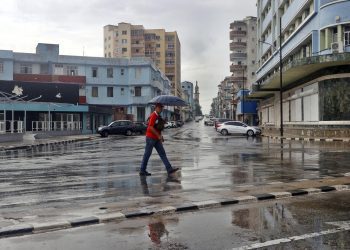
[262,126,350,138]
[0,133,23,143]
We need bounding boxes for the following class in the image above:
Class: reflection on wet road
[2,191,349,250]
[0,121,350,209]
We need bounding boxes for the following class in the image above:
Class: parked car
[133,122,147,135]
[97,120,145,137]
[204,118,214,126]
[217,121,261,136]
[214,118,231,130]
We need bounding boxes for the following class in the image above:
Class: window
[66,65,78,76]
[344,26,350,46]
[92,87,98,97]
[92,67,98,77]
[122,30,127,35]
[121,68,125,75]
[122,39,127,44]
[136,49,139,53]
[107,67,113,78]
[121,87,124,95]
[167,44,175,49]
[107,87,113,97]
[135,86,142,96]
[0,62,3,73]
[20,63,32,74]
[122,48,127,53]
[156,44,160,48]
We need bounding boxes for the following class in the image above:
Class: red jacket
[146,111,161,140]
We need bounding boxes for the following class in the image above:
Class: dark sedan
[97,120,146,137]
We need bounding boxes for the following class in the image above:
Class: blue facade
[0,43,172,132]
[256,0,350,82]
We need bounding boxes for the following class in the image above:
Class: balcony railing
[230,64,247,72]
[228,76,247,82]
[230,30,247,39]
[230,21,246,29]
[0,121,24,133]
[31,121,81,132]
[230,53,247,60]
[230,42,247,50]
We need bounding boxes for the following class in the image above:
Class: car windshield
[108,121,117,127]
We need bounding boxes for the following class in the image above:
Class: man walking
[140,103,179,176]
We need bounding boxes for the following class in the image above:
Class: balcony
[251,52,350,98]
[230,42,247,50]
[281,0,309,31]
[262,8,273,33]
[230,30,247,39]
[228,76,247,82]
[230,53,247,60]
[230,21,245,29]
[14,74,86,84]
[230,64,247,72]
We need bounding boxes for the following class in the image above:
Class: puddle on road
[105,192,350,250]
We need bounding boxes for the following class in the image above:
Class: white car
[217,121,261,136]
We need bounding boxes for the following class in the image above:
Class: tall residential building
[181,81,194,119]
[250,0,350,137]
[103,23,181,98]
[230,16,258,124]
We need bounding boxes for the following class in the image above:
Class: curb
[263,135,350,142]
[1,183,349,239]
[0,137,92,151]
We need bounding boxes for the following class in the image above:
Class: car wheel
[102,131,108,137]
[126,130,132,136]
[247,130,254,136]
[221,129,228,136]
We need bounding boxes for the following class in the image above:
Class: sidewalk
[263,134,350,142]
[0,134,97,151]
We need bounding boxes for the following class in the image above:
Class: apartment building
[181,81,194,119]
[0,43,171,134]
[104,23,182,98]
[230,16,258,124]
[251,0,350,137]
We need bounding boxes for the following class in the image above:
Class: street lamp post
[242,66,245,123]
[258,17,283,137]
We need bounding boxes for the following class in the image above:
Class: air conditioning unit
[331,41,344,53]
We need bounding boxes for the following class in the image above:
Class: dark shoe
[139,171,152,176]
[168,167,180,175]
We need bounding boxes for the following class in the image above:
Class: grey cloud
[1,0,257,113]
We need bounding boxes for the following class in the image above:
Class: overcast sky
[0,0,256,113]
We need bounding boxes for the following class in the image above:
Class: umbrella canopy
[148,95,188,106]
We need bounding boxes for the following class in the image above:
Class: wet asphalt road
[0,121,349,210]
[1,191,350,250]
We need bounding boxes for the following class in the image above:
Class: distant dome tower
[194,81,200,106]
[194,81,201,116]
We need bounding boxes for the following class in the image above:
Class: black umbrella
[148,95,188,106]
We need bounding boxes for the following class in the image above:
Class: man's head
[155,103,164,114]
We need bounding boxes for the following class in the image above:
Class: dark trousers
[140,137,172,173]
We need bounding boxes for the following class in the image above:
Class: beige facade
[230,16,257,91]
[103,23,181,97]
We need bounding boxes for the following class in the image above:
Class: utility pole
[242,66,245,123]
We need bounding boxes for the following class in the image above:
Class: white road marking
[233,221,350,250]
